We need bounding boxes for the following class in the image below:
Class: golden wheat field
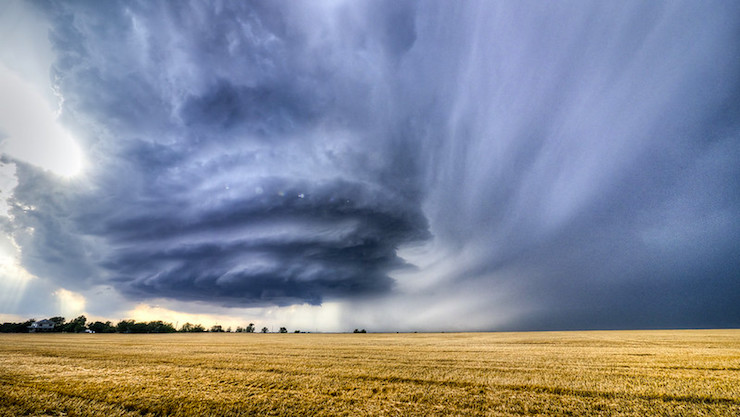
[1,330,738,416]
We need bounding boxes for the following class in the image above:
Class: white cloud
[53,288,86,318]
[0,65,84,178]
[0,233,36,314]
[0,162,18,217]
[0,2,84,178]
[124,301,343,332]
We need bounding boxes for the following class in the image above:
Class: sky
[0,0,738,332]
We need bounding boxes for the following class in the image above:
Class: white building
[28,319,56,332]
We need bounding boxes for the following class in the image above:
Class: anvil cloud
[1,1,738,331]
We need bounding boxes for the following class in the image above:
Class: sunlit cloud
[53,288,86,318]
[125,301,343,332]
[0,259,33,314]
[0,65,84,178]
[0,232,36,314]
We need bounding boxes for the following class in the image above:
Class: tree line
[0,316,317,334]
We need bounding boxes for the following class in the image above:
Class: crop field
[1,330,738,416]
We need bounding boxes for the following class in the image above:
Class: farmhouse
[28,319,56,332]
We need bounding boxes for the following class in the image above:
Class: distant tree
[210,325,224,333]
[235,326,244,333]
[246,323,255,333]
[130,322,150,333]
[88,321,115,333]
[0,320,35,333]
[116,319,135,333]
[180,322,205,332]
[114,319,174,333]
[360,329,367,333]
[279,327,287,333]
[49,316,66,331]
[63,315,87,333]
[146,320,176,333]
[294,330,300,333]
[24,319,37,332]
[226,326,232,333]
[353,329,360,333]
[261,327,269,333]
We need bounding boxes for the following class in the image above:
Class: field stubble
[1,330,738,416]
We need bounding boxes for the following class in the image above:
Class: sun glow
[0,65,84,178]
[127,304,247,330]
[0,236,35,314]
[53,288,87,317]
[126,302,344,332]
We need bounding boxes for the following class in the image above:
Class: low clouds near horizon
[1,0,738,331]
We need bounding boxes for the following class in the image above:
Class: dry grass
[1,330,738,416]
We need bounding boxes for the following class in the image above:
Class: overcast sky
[1,1,738,331]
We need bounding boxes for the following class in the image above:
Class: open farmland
[1,330,738,416]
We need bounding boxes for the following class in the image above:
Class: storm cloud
[6,0,429,308]
[1,0,738,330]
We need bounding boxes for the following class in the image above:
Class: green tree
[63,315,87,333]
[88,321,115,333]
[180,322,205,332]
[116,320,135,333]
[49,316,65,332]
[279,327,287,333]
[0,320,35,333]
[146,320,176,333]
[210,325,224,332]
[261,327,269,333]
[246,323,255,333]
[130,322,149,333]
